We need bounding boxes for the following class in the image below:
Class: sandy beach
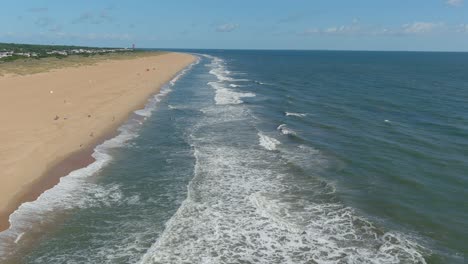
[0,52,196,231]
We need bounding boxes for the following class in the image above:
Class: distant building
[0,51,13,58]
[1,45,132,60]
[46,50,68,56]
[15,52,31,57]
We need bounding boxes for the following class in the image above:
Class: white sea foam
[281,144,328,172]
[0,58,199,261]
[277,124,297,136]
[258,133,281,151]
[134,57,200,118]
[13,232,24,244]
[205,57,256,105]
[254,80,272,86]
[285,112,307,117]
[139,55,427,264]
[0,134,131,259]
[210,69,248,82]
[141,142,427,264]
[206,56,250,82]
[209,82,255,105]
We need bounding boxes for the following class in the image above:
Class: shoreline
[0,52,196,232]
[0,130,113,232]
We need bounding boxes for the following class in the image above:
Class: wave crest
[258,133,281,151]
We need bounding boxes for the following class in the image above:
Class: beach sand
[0,52,196,231]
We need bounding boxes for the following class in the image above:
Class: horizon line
[2,41,468,53]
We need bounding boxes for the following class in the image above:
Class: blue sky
[1,0,467,51]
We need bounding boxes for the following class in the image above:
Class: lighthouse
[132,43,135,49]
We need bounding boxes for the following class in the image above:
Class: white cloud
[301,21,449,37]
[401,22,444,34]
[324,25,360,34]
[457,24,468,32]
[446,0,463,7]
[302,20,362,36]
[216,23,239,32]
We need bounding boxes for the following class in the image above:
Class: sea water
[0,50,466,263]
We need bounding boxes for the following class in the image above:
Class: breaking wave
[139,55,428,264]
[277,124,297,136]
[258,133,281,151]
[285,112,307,117]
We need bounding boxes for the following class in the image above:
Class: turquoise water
[0,51,466,263]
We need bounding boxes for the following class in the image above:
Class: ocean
[0,50,466,263]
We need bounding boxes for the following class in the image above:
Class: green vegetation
[0,42,136,62]
[0,42,96,53]
[0,42,167,76]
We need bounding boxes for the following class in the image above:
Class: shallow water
[1,50,466,263]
